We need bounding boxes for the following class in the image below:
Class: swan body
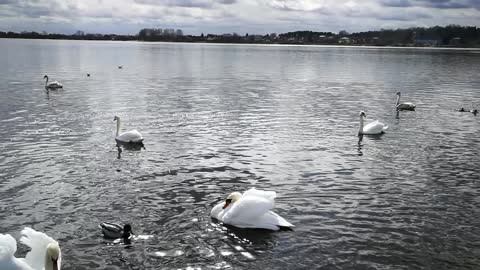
[396,92,415,111]
[358,111,388,135]
[210,188,294,231]
[43,75,63,89]
[99,223,133,239]
[0,227,61,270]
[113,116,143,143]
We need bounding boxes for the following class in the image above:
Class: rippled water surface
[1,39,480,269]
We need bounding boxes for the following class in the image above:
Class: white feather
[0,228,61,270]
[116,130,143,143]
[362,120,388,135]
[114,116,143,143]
[20,228,60,270]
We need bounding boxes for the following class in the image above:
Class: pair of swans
[43,75,63,89]
[0,228,61,270]
[358,92,416,135]
[211,188,294,231]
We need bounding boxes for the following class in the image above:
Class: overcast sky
[0,0,479,35]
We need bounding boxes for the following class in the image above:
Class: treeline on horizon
[1,25,479,47]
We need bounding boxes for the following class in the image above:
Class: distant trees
[138,28,185,41]
[1,25,479,47]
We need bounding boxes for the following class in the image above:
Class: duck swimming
[99,223,133,239]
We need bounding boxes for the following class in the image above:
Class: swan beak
[222,198,232,209]
[52,258,58,270]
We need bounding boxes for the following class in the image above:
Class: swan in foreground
[395,92,415,111]
[211,188,294,231]
[43,75,63,89]
[113,116,143,143]
[358,111,388,135]
[0,227,61,270]
[99,223,133,239]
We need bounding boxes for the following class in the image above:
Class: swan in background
[358,111,388,135]
[43,75,63,89]
[211,188,294,231]
[113,116,143,143]
[99,223,133,239]
[395,92,415,111]
[0,227,61,270]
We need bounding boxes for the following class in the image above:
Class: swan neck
[45,76,49,85]
[116,119,121,136]
[44,252,54,270]
[396,94,400,106]
[359,116,364,134]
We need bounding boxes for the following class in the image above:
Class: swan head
[43,75,48,79]
[46,242,61,270]
[359,111,366,118]
[223,192,242,209]
[113,116,120,121]
[396,91,401,96]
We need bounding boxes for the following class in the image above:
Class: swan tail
[20,227,57,270]
[0,234,17,260]
[382,125,389,131]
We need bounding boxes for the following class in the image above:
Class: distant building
[339,37,351,44]
[449,37,462,46]
[415,38,439,46]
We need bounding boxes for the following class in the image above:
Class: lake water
[0,39,479,270]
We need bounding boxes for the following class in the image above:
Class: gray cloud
[134,0,236,8]
[0,0,478,35]
[381,0,479,9]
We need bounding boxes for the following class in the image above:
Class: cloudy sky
[0,0,479,35]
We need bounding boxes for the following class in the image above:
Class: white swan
[358,111,388,135]
[0,227,61,270]
[113,116,143,143]
[99,223,133,239]
[43,75,63,89]
[210,188,294,231]
[395,92,415,111]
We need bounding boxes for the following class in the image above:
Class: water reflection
[1,40,480,270]
[116,142,145,159]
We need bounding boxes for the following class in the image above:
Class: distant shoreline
[2,25,479,48]
[2,37,480,50]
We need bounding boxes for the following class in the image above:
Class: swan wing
[253,211,295,230]
[363,120,387,135]
[0,233,35,270]
[47,81,63,88]
[222,196,273,226]
[0,234,17,262]
[20,228,59,270]
[116,130,143,143]
[397,103,415,110]
[243,188,276,202]
[210,202,224,219]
